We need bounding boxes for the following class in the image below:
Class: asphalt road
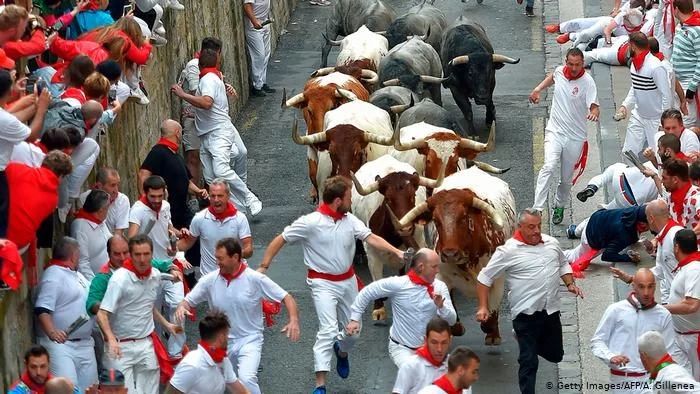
[183,0,554,392]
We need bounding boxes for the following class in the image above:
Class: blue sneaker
[567,224,578,239]
[312,386,327,394]
[333,341,350,378]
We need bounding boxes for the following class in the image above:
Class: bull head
[392,122,494,153]
[291,119,395,146]
[351,165,445,197]
[311,67,379,85]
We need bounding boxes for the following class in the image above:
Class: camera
[108,86,117,103]
[25,76,37,95]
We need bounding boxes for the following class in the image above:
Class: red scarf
[48,259,72,270]
[139,195,161,219]
[676,151,691,162]
[513,230,544,245]
[60,87,87,105]
[563,65,585,80]
[654,52,665,61]
[651,353,675,380]
[220,262,247,286]
[673,251,700,273]
[670,181,692,222]
[627,291,657,310]
[199,340,227,363]
[657,220,682,243]
[74,208,104,225]
[19,370,51,393]
[122,258,152,280]
[199,67,222,79]
[683,11,700,27]
[663,1,676,42]
[209,201,238,222]
[623,23,642,33]
[317,203,346,222]
[156,137,179,153]
[262,300,281,327]
[33,141,48,154]
[415,345,443,367]
[631,50,650,71]
[432,374,460,394]
[407,269,434,298]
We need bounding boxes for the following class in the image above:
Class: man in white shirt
[393,317,455,394]
[9,128,73,168]
[243,0,274,97]
[79,167,130,236]
[175,238,299,394]
[656,159,700,232]
[417,346,479,394]
[529,48,600,225]
[476,208,584,394]
[644,110,700,167]
[346,249,457,367]
[591,268,686,393]
[646,200,684,303]
[34,237,96,392]
[257,176,404,394]
[178,180,252,275]
[71,189,112,280]
[166,311,250,394]
[638,331,700,394]
[170,48,262,217]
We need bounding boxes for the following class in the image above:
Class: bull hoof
[450,322,466,336]
[484,334,502,346]
[371,307,386,321]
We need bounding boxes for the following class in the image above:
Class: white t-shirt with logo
[546,66,598,141]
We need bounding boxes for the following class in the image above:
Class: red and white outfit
[394,349,471,394]
[653,361,700,393]
[9,141,48,167]
[665,182,700,231]
[668,256,700,380]
[79,190,130,234]
[653,0,676,58]
[70,210,112,280]
[35,263,97,392]
[349,274,456,367]
[169,344,240,394]
[184,265,288,394]
[417,375,472,394]
[652,220,684,303]
[652,129,700,162]
[533,66,598,211]
[281,204,372,373]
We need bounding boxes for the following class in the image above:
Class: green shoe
[552,207,564,225]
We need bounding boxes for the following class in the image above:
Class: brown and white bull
[292,100,395,196]
[391,167,516,344]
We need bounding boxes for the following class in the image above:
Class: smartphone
[108,86,117,102]
[122,4,133,16]
[25,76,37,95]
[36,78,46,95]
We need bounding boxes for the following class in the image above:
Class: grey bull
[379,37,445,105]
[384,1,447,54]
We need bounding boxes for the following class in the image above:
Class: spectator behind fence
[10,127,73,167]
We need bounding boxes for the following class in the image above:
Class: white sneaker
[128,87,150,105]
[154,25,166,36]
[248,199,263,217]
[167,0,185,10]
[150,33,168,47]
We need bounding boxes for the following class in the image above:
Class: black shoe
[525,6,535,16]
[251,88,266,97]
[576,185,598,202]
[262,84,276,93]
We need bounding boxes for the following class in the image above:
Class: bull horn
[395,201,429,228]
[492,54,520,64]
[392,121,427,151]
[458,122,495,152]
[418,161,446,188]
[364,131,394,145]
[322,33,342,46]
[449,55,469,66]
[372,30,386,35]
[484,121,496,151]
[284,91,305,107]
[471,197,504,230]
[335,87,358,101]
[420,75,447,84]
[351,171,379,195]
[360,69,379,85]
[468,160,510,174]
[311,67,336,78]
[382,78,400,86]
[291,119,327,145]
[389,94,415,114]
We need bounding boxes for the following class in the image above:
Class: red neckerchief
[654,52,665,61]
[199,67,222,79]
[670,181,692,221]
[663,1,676,41]
[563,65,585,80]
[407,269,434,298]
[220,262,247,286]
[672,251,700,273]
[209,201,237,222]
[99,261,114,274]
[33,141,48,154]
[19,370,51,393]
[48,259,72,270]
[432,374,460,394]
[651,353,675,380]
[139,195,161,219]
[60,87,86,105]
[317,203,346,222]
[623,23,642,33]
[657,220,682,243]
[683,11,700,27]
[199,340,227,363]
[513,230,544,245]
[74,208,104,225]
[627,291,657,311]
[156,137,179,153]
[676,151,691,162]
[415,345,443,367]
[122,258,152,280]
[632,50,650,71]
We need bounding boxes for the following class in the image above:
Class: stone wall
[0,0,297,388]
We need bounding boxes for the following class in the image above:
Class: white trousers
[39,337,98,392]
[679,80,699,128]
[245,25,271,90]
[609,373,650,394]
[563,223,601,263]
[156,280,186,358]
[60,138,100,209]
[560,16,609,33]
[388,339,416,368]
[676,333,700,380]
[589,163,633,210]
[228,333,264,394]
[103,337,159,394]
[533,133,586,210]
[308,276,360,372]
[570,17,612,46]
[621,111,660,156]
[200,127,255,210]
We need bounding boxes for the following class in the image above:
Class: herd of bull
[282,0,524,344]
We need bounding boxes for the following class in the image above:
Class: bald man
[44,377,77,394]
[591,268,686,393]
[346,248,457,367]
[646,199,684,303]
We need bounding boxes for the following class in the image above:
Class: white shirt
[394,355,448,394]
[590,300,685,375]
[668,261,700,333]
[129,200,172,260]
[665,186,700,231]
[282,211,372,274]
[622,53,671,119]
[179,57,199,117]
[0,108,31,170]
[477,234,572,318]
[195,73,231,136]
[350,276,457,348]
[35,265,94,339]
[653,222,684,303]
[80,191,130,233]
[243,0,270,29]
[189,209,251,275]
[546,66,598,141]
[654,363,700,394]
[652,129,700,158]
[100,267,161,339]
[615,163,659,208]
[185,267,287,339]
[169,345,238,394]
[9,141,44,167]
[70,218,112,281]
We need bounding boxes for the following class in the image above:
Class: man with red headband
[257,175,403,394]
[8,345,80,394]
[591,268,686,392]
[79,167,130,236]
[71,189,111,280]
[417,346,479,394]
[639,331,700,392]
[346,248,456,367]
[529,47,599,225]
[670,0,700,129]
[166,311,249,394]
